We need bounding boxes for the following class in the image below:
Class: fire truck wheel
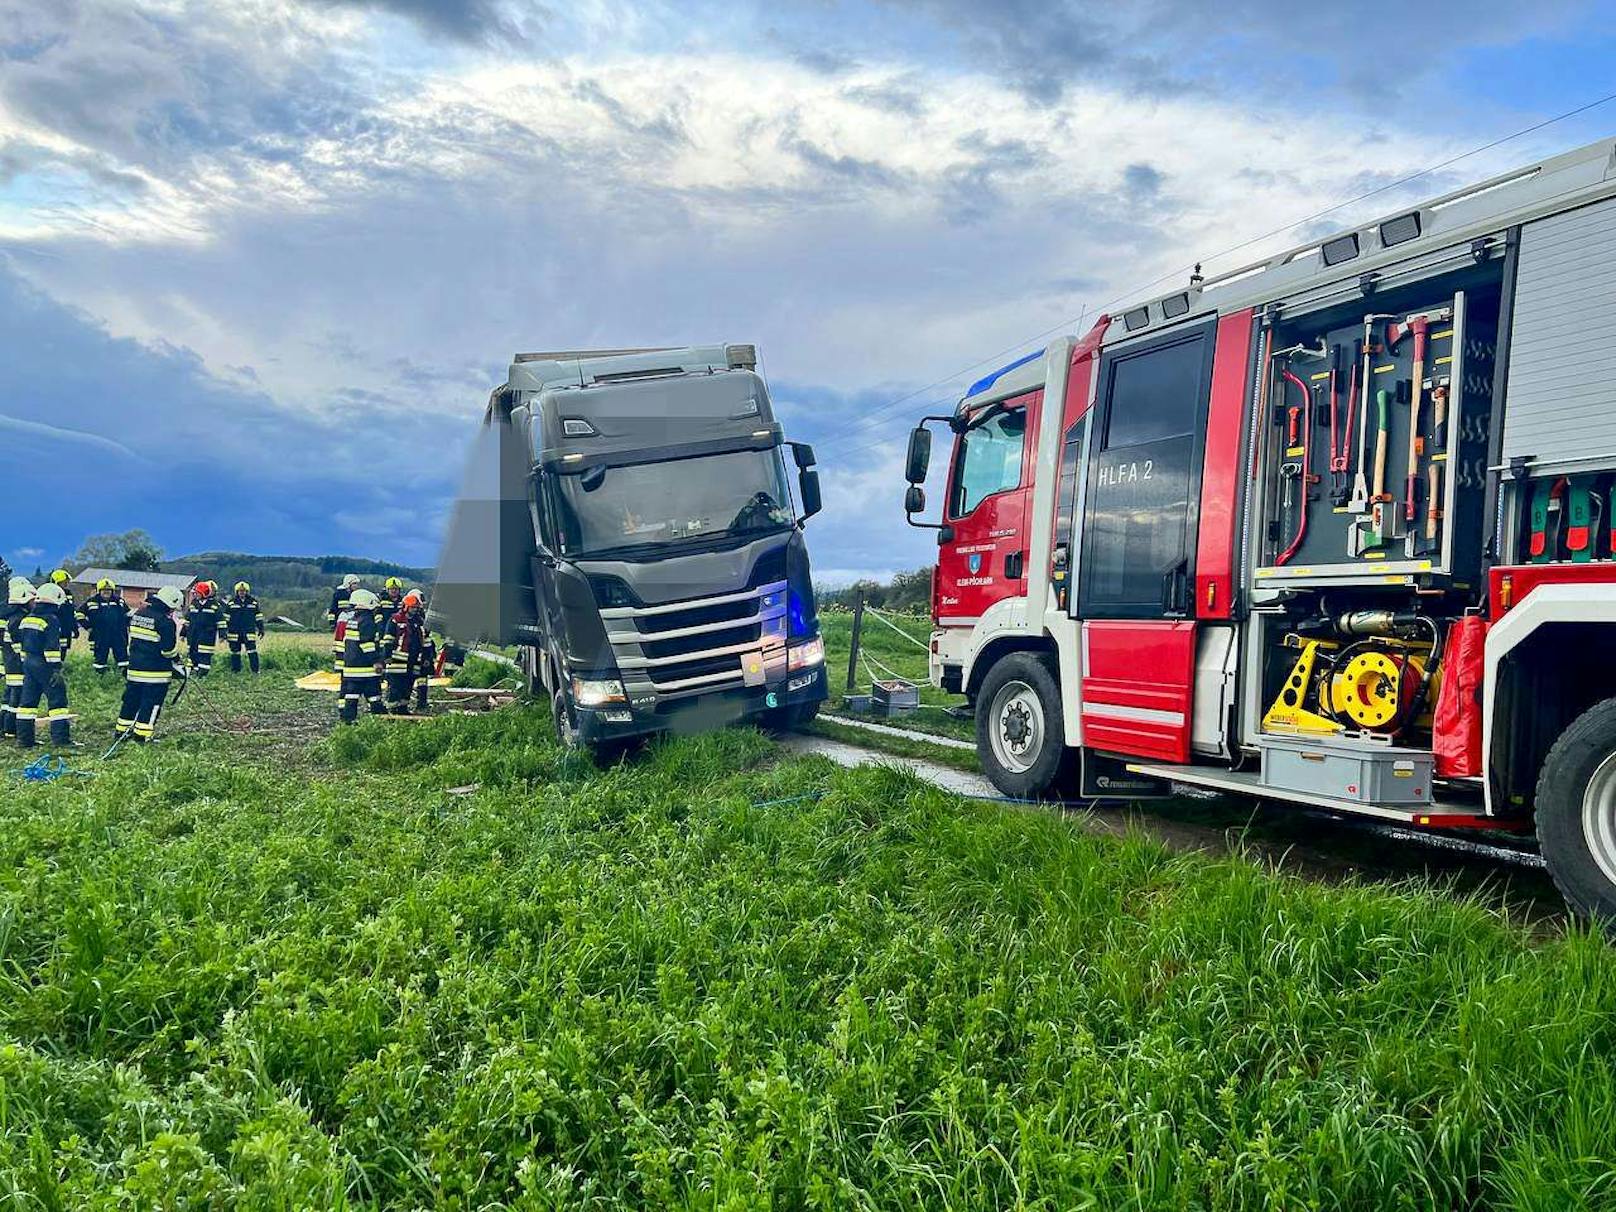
[1537,696,1616,924]
[976,652,1068,800]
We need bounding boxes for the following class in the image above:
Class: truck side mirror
[798,468,822,520]
[904,485,926,515]
[789,442,817,470]
[905,427,931,484]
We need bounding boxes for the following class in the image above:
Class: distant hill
[160,553,433,627]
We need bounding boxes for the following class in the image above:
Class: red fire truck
[903,137,1616,919]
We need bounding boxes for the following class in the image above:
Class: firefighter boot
[15,707,36,748]
[249,649,261,674]
[49,707,71,747]
[230,648,243,674]
[414,676,428,713]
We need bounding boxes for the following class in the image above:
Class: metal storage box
[1259,736,1434,805]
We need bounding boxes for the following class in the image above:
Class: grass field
[4,637,1616,1208]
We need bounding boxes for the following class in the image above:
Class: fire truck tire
[1536,696,1616,924]
[975,652,1069,800]
[551,687,581,750]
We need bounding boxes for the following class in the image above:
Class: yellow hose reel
[1327,650,1424,730]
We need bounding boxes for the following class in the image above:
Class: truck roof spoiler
[508,344,758,394]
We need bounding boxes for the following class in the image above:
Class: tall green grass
[2,659,1615,1208]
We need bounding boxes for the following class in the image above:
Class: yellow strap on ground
[296,670,451,692]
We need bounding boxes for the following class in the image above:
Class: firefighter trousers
[1,669,21,737]
[92,633,129,674]
[227,633,259,673]
[339,672,384,723]
[18,661,69,748]
[189,639,215,675]
[385,669,428,712]
[118,679,171,742]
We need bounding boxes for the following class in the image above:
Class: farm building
[69,568,197,610]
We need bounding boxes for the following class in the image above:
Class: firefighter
[48,569,77,661]
[118,585,185,744]
[79,577,131,674]
[1,577,33,739]
[185,580,224,675]
[327,574,360,672]
[338,588,385,723]
[224,580,265,673]
[374,577,405,629]
[16,582,71,748]
[381,589,436,714]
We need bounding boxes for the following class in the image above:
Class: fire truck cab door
[935,391,1039,625]
[1076,320,1216,765]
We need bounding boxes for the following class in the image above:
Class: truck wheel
[551,687,580,750]
[975,653,1068,800]
[762,701,820,732]
[1536,696,1616,924]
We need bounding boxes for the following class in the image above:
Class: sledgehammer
[1385,307,1451,526]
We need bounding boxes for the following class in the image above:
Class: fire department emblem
[967,553,983,574]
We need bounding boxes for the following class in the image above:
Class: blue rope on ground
[15,754,94,782]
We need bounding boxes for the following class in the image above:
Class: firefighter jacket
[186,599,224,645]
[1,603,24,677]
[128,604,182,685]
[54,599,78,647]
[80,593,130,642]
[341,609,383,678]
[381,607,434,674]
[17,609,63,669]
[373,590,404,630]
[327,587,352,629]
[224,594,264,638]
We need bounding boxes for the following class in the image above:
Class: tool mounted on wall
[1327,342,1358,507]
[1271,341,1327,566]
[1425,378,1451,542]
[1385,306,1454,532]
[1348,314,1393,514]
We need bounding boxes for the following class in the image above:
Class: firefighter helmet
[342,573,360,589]
[153,586,184,611]
[96,578,116,591]
[7,577,34,605]
[50,569,70,585]
[350,588,379,609]
[234,581,250,594]
[35,583,67,606]
[194,580,212,598]
[385,576,402,591]
[402,591,423,609]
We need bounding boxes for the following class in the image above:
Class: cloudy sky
[3,0,1615,580]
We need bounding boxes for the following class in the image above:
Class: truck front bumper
[574,662,827,744]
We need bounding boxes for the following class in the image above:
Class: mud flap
[1079,748,1171,799]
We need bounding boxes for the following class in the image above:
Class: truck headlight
[572,676,626,707]
[787,635,825,672]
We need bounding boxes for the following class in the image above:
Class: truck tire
[762,701,820,732]
[1536,696,1616,924]
[551,687,580,750]
[975,652,1069,801]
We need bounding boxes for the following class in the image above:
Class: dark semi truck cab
[432,344,828,749]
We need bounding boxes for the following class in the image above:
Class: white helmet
[153,586,184,611]
[349,588,379,609]
[342,574,360,589]
[35,583,67,606]
[7,576,34,605]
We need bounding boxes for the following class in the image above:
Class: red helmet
[402,591,423,609]
[194,581,212,598]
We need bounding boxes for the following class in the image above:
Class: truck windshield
[553,448,794,557]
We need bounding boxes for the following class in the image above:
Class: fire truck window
[1080,327,1211,618]
[949,408,1025,517]
[1103,337,1202,448]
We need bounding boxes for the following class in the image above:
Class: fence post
[846,590,865,694]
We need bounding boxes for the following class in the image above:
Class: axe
[1385,306,1452,526]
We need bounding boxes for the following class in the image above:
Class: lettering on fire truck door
[936,390,1040,622]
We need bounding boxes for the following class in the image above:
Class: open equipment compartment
[1244,257,1507,801]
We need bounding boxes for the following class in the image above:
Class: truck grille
[600,579,789,696]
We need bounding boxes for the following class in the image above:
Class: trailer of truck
[433,343,829,750]
[903,137,1616,920]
